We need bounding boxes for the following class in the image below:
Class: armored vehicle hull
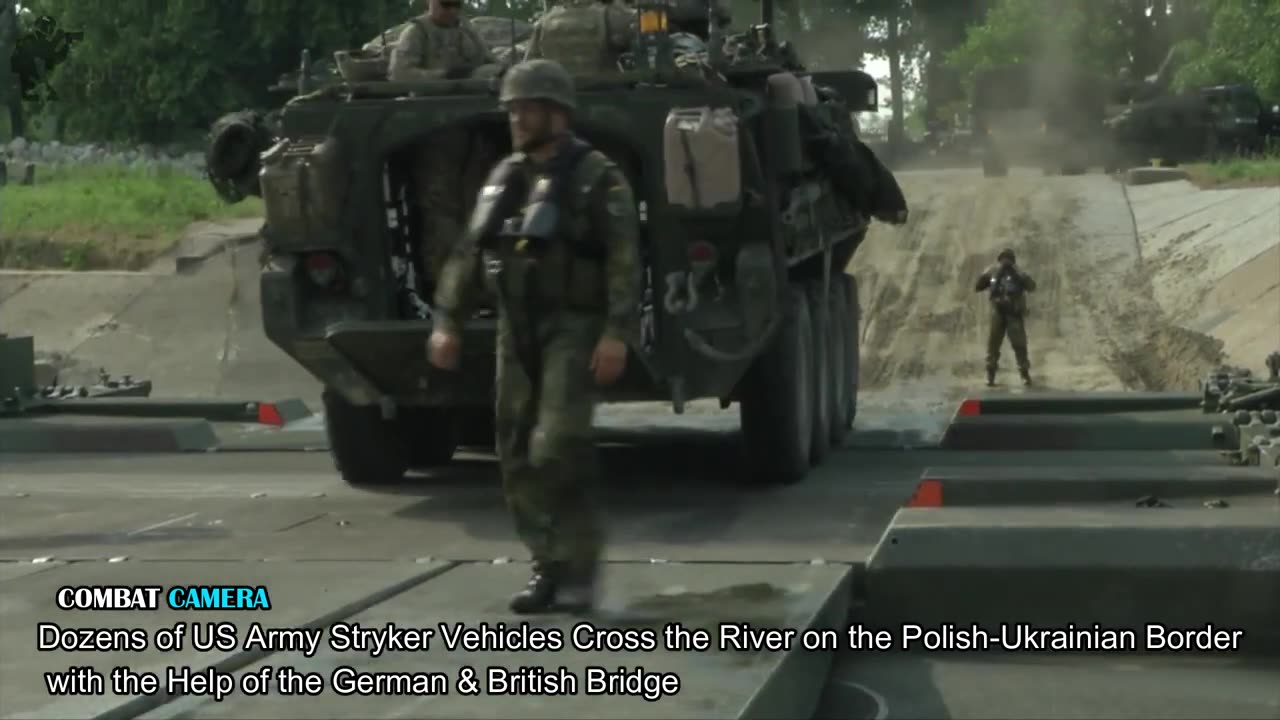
[207,13,903,488]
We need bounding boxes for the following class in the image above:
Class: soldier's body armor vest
[988,269,1027,315]
[535,1,615,75]
[472,137,611,314]
[407,16,487,69]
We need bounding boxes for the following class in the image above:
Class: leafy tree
[947,0,1129,88]
[1173,0,1280,99]
[36,0,427,142]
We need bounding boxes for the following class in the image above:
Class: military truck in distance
[206,0,899,488]
[1103,47,1278,167]
[971,63,1108,178]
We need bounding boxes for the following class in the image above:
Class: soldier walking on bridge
[975,248,1036,386]
[427,60,641,615]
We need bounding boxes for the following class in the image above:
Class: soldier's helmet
[499,59,577,111]
[997,248,1016,263]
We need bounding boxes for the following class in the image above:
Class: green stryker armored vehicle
[205,0,906,488]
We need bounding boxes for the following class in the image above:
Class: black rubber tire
[458,410,496,451]
[402,407,461,467]
[739,284,813,485]
[322,389,411,486]
[982,149,1008,178]
[805,280,832,464]
[838,273,860,431]
[827,276,849,447]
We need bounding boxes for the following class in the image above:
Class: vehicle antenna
[380,0,388,51]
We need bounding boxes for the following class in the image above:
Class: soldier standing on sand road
[975,248,1036,386]
[389,0,498,286]
[427,59,641,615]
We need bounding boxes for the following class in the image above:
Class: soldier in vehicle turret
[427,60,641,614]
[975,248,1036,386]
[389,0,500,286]
[524,0,634,74]
[389,0,495,81]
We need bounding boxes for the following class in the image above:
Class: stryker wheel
[739,284,813,485]
[323,389,410,486]
[805,279,832,464]
[982,149,1008,178]
[402,407,461,467]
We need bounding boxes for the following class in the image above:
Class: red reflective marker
[906,479,943,507]
[257,403,284,426]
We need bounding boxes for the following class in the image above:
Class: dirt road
[850,168,1226,410]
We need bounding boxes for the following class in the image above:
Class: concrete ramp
[862,507,1280,653]
[1,560,850,720]
[0,242,319,403]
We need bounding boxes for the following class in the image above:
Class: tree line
[2,0,1277,145]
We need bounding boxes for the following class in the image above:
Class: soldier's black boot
[509,562,597,615]
[1020,368,1032,385]
[985,367,996,386]
[509,562,559,615]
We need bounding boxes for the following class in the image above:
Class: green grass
[0,162,263,270]
[1183,154,1280,189]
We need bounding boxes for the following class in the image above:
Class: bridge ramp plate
[0,416,219,453]
[133,562,850,720]
[911,465,1278,506]
[0,560,451,720]
[940,414,1228,451]
[863,507,1280,653]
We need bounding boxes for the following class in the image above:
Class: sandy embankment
[848,168,1271,431]
[1124,180,1279,375]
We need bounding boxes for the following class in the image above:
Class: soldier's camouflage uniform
[433,60,641,606]
[389,13,498,285]
[975,253,1035,384]
[524,0,634,74]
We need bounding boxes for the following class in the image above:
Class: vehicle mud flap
[827,276,852,445]
[837,274,859,431]
[805,280,831,463]
[322,388,410,486]
[737,243,778,340]
[739,285,813,484]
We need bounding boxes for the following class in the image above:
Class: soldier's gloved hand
[443,65,473,80]
[427,330,462,370]
[591,337,628,386]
